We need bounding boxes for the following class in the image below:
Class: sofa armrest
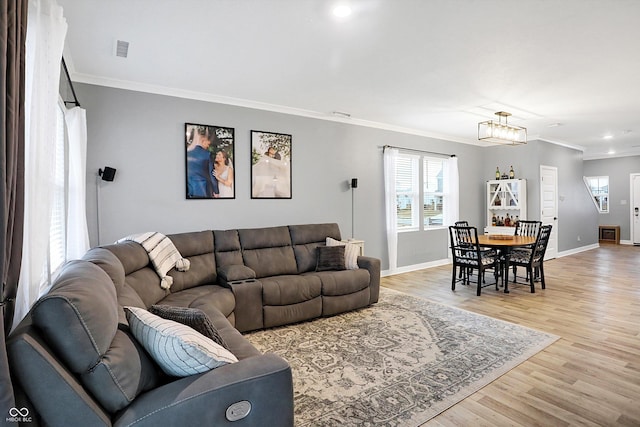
[223,279,264,333]
[357,256,381,304]
[8,325,112,427]
[217,265,256,284]
[114,353,293,427]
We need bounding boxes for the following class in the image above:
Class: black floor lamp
[350,178,358,239]
[96,167,116,244]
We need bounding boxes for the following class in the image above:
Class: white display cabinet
[485,179,526,235]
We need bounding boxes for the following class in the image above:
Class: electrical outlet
[577,235,581,242]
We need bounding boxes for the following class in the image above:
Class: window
[49,102,67,275]
[584,176,609,213]
[395,155,419,229]
[395,153,448,230]
[423,157,444,227]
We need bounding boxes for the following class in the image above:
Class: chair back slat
[515,220,542,237]
[532,225,553,262]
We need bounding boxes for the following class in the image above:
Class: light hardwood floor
[381,244,640,426]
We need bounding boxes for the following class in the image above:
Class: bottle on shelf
[504,214,511,227]
[492,213,497,226]
[509,165,515,179]
[495,167,500,180]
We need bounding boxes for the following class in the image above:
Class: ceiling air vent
[115,40,129,58]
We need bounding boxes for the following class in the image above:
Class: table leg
[503,247,511,293]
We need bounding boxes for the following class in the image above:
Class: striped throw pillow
[125,306,237,377]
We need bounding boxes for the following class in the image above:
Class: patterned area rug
[246,288,559,426]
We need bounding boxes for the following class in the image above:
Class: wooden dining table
[475,234,537,293]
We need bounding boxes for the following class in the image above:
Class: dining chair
[509,224,553,292]
[454,221,470,281]
[512,220,542,279]
[453,220,492,284]
[449,225,498,296]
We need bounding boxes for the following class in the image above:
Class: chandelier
[478,111,527,145]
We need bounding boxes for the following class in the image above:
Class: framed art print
[185,123,235,199]
[251,130,292,199]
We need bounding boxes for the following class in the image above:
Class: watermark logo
[6,407,32,423]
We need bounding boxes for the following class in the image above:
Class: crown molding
[69,72,482,147]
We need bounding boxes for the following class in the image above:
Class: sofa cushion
[261,275,321,306]
[167,231,217,292]
[239,226,298,277]
[213,229,245,267]
[31,260,159,413]
[103,241,151,275]
[243,246,298,278]
[82,247,145,325]
[307,268,371,296]
[158,285,236,319]
[290,223,342,273]
[289,223,341,245]
[292,241,323,273]
[125,307,238,377]
[82,247,126,290]
[316,245,346,271]
[149,305,229,349]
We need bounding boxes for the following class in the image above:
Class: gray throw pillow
[316,245,346,271]
[149,305,229,350]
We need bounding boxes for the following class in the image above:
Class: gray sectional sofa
[7,223,380,427]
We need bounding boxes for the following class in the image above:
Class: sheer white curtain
[64,104,90,260]
[383,148,398,272]
[443,155,459,226]
[13,0,67,327]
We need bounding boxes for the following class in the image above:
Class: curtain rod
[62,57,81,107]
[382,144,455,158]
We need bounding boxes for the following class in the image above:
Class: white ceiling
[58,0,640,160]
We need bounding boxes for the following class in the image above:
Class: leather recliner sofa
[7,223,380,426]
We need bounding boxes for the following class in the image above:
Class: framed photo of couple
[185,123,235,199]
[250,130,292,199]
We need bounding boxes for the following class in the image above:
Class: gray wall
[584,155,640,241]
[78,83,484,270]
[78,83,600,271]
[483,140,599,251]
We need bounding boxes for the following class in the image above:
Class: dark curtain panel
[1,0,28,419]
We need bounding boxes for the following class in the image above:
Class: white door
[540,165,558,259]
[632,174,640,245]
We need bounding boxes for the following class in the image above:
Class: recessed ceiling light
[333,5,352,18]
[608,149,616,155]
[603,134,613,140]
[547,122,563,127]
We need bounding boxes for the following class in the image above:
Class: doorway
[540,165,558,259]
[632,173,640,245]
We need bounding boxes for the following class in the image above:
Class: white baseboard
[383,241,627,277]
[556,243,600,258]
[382,258,451,277]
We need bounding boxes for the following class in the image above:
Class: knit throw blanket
[117,232,190,289]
